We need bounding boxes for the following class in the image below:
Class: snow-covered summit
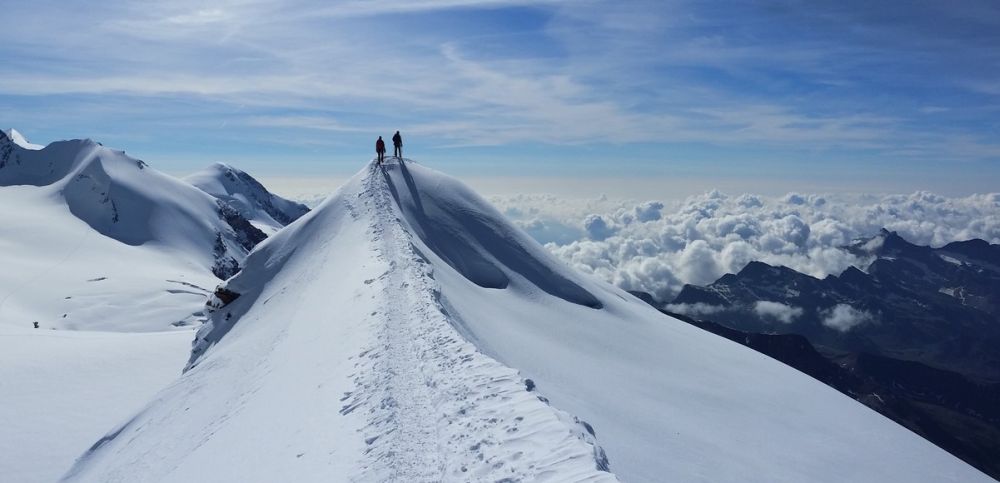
[0,133,268,331]
[65,159,991,482]
[3,128,44,150]
[185,162,309,234]
[0,133,262,276]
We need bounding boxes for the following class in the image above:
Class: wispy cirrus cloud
[1,0,998,181]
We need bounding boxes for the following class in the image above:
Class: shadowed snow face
[381,161,603,309]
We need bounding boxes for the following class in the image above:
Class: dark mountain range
[634,229,1000,480]
[671,229,1000,382]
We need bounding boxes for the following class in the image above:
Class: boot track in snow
[342,160,616,481]
[63,159,616,483]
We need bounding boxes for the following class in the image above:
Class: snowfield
[0,327,194,483]
[63,159,991,482]
[0,182,216,332]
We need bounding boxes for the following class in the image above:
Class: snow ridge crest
[95,159,617,482]
[342,161,617,481]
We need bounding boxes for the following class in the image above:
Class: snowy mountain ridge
[1,131,319,483]
[0,131,293,332]
[66,160,615,482]
[64,159,991,482]
[0,131,252,277]
[2,128,44,150]
[673,228,1000,382]
[186,162,310,235]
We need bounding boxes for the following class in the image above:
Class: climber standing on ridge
[392,130,402,159]
[375,136,386,164]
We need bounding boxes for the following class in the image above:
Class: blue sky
[2,0,999,197]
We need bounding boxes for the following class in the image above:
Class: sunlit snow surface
[0,184,216,331]
[0,134,250,332]
[0,328,193,483]
[64,160,990,482]
[4,129,44,150]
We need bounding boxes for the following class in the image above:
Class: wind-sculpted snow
[0,328,193,483]
[65,159,990,482]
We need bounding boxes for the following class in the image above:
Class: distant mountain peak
[2,128,44,150]
[880,229,913,250]
[847,227,923,258]
[185,162,310,233]
[675,228,1000,382]
[736,260,807,280]
[0,134,265,287]
[737,260,777,277]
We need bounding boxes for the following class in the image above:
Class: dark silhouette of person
[375,136,386,163]
[392,131,402,158]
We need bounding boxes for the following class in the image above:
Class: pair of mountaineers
[375,131,403,164]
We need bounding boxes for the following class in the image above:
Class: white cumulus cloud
[634,201,665,222]
[487,190,1000,303]
[821,304,875,332]
[753,301,804,324]
[583,214,617,241]
[664,303,726,317]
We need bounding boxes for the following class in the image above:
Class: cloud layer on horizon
[488,190,1000,302]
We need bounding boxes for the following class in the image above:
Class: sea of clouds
[488,191,1000,303]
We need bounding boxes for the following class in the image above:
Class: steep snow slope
[0,327,193,483]
[185,162,310,235]
[65,160,613,483]
[65,160,991,482]
[0,130,265,331]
